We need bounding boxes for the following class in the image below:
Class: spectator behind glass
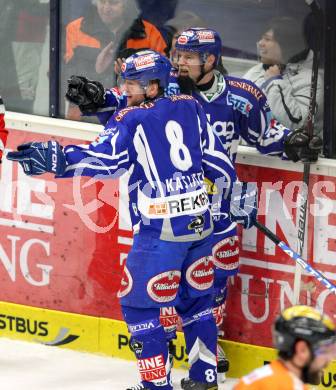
[0,0,48,114]
[135,0,178,46]
[0,1,20,109]
[64,0,167,120]
[136,0,177,28]
[243,16,323,135]
[64,0,167,86]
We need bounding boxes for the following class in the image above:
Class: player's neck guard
[197,70,226,103]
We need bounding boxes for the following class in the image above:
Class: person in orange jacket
[64,0,167,120]
[234,305,336,390]
[64,0,167,84]
[0,96,8,163]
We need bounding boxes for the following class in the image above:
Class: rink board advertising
[0,300,335,388]
[0,126,336,386]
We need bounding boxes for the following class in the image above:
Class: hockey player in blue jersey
[62,31,322,383]
[7,50,255,390]
[175,28,322,164]
[174,27,323,382]
[62,32,322,382]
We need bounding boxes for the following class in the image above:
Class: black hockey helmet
[274,305,336,357]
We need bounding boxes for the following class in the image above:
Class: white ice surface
[0,338,238,389]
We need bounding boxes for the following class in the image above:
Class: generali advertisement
[1,128,336,349]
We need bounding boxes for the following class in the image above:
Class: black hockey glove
[65,75,105,113]
[284,129,323,163]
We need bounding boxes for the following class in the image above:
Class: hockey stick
[254,219,336,295]
[293,0,323,303]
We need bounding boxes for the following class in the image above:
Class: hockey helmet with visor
[273,305,336,358]
[121,50,171,89]
[175,28,222,65]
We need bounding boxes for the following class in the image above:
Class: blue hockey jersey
[91,70,291,165]
[62,95,236,241]
[78,69,291,237]
[192,71,291,164]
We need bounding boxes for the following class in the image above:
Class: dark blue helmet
[175,28,222,65]
[121,50,171,88]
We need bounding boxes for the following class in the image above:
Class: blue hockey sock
[176,296,217,385]
[122,306,172,390]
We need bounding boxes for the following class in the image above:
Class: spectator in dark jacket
[64,0,167,85]
[64,0,167,120]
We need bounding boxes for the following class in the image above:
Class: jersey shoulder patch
[114,101,156,122]
[114,106,140,122]
[242,364,274,385]
[169,94,196,102]
[226,76,264,102]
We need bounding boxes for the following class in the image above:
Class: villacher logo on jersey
[186,256,214,290]
[147,270,181,303]
[213,236,239,270]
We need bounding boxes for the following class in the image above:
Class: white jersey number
[165,120,192,171]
